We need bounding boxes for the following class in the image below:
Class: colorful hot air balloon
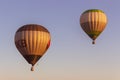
[80,9,107,44]
[14,24,51,71]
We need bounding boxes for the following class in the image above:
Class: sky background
[0,0,120,80]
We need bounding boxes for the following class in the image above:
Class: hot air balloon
[80,9,107,44]
[14,24,51,71]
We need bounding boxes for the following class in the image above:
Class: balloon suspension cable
[31,66,34,71]
[92,40,95,44]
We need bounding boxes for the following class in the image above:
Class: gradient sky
[0,0,120,80]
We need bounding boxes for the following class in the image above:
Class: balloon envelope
[14,24,51,71]
[80,9,107,44]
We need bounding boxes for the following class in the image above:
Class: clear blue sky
[0,0,120,80]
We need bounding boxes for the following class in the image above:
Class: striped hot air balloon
[80,9,107,44]
[14,24,51,71]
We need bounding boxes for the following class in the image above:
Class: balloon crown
[82,9,104,14]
